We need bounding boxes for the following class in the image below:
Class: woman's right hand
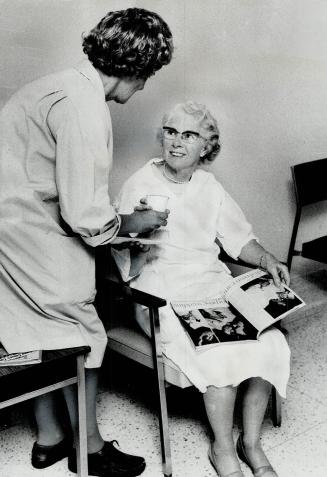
[132,208,169,233]
[118,208,169,235]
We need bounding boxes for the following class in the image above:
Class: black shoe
[68,440,146,476]
[31,436,72,469]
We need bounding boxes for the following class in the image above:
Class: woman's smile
[169,150,185,157]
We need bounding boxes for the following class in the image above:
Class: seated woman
[113,101,290,477]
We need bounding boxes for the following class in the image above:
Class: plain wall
[1,0,327,264]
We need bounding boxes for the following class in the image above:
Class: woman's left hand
[264,253,290,288]
[112,240,150,253]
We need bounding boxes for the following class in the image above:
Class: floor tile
[287,311,327,406]
[265,421,327,477]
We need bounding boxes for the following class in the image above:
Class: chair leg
[155,363,172,477]
[149,307,173,477]
[76,354,88,477]
[271,386,282,427]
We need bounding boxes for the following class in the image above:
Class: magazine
[171,268,305,351]
[0,344,42,366]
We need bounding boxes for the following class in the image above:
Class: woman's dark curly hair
[82,8,173,79]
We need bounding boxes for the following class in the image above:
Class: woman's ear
[200,146,207,158]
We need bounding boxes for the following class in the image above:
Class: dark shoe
[236,434,278,477]
[68,440,146,476]
[31,436,72,469]
[208,443,245,477]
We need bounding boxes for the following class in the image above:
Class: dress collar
[74,59,106,101]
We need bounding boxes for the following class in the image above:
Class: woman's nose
[172,133,183,147]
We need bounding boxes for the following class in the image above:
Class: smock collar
[74,59,106,101]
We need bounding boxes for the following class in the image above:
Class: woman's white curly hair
[160,101,221,163]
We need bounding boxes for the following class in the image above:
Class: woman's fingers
[270,267,282,288]
[134,197,152,211]
[132,242,151,252]
[278,263,290,286]
[268,263,290,288]
[134,204,152,211]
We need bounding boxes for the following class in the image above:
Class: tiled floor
[1,266,327,477]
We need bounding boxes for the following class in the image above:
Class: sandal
[236,434,278,477]
[208,443,245,477]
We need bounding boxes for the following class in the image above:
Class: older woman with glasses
[114,101,290,477]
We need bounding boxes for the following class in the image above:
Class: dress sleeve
[113,177,144,214]
[216,187,257,260]
[47,97,120,246]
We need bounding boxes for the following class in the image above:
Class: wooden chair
[287,157,327,270]
[96,247,284,477]
[0,346,90,477]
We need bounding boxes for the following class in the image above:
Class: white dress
[114,159,290,397]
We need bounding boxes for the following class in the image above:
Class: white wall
[1,0,327,264]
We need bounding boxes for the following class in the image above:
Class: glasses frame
[162,127,206,145]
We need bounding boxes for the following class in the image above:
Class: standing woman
[0,8,173,477]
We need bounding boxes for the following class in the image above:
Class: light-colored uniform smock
[0,60,119,368]
[114,159,290,396]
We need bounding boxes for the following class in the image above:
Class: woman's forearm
[238,239,272,269]
[239,239,290,286]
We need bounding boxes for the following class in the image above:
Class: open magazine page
[223,269,305,335]
[171,297,258,352]
[0,345,42,366]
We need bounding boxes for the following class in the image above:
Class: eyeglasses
[162,127,205,144]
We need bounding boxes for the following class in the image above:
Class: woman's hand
[118,197,169,235]
[131,208,168,233]
[134,197,150,211]
[111,241,150,253]
[239,240,290,288]
[264,252,290,288]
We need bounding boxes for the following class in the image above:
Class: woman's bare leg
[241,378,274,471]
[203,385,242,475]
[33,393,66,446]
[34,369,103,453]
[62,368,104,453]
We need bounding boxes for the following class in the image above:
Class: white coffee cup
[146,194,169,212]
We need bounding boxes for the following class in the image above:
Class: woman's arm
[238,239,290,287]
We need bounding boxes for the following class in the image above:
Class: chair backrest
[288,158,327,269]
[292,158,327,207]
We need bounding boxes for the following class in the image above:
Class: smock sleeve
[216,187,257,260]
[111,178,146,281]
[47,97,120,247]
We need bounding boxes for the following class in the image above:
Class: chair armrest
[103,277,167,309]
[103,277,166,387]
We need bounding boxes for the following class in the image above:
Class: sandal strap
[225,472,245,477]
[254,465,277,477]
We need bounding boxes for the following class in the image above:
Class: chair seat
[302,235,327,263]
[0,347,90,402]
[0,346,90,477]
[107,326,192,388]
